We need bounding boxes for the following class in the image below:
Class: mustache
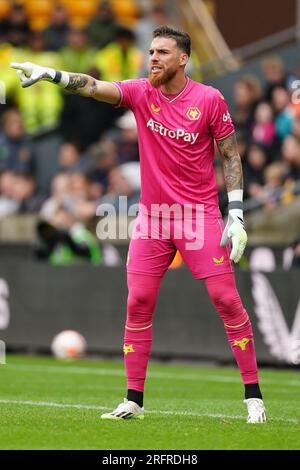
[148,66,178,87]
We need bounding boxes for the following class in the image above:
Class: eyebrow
[149,48,171,54]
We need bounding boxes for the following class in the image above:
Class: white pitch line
[0,398,297,424]
[0,398,298,424]
[4,363,300,387]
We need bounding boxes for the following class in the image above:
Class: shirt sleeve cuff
[112,82,124,108]
[214,129,235,142]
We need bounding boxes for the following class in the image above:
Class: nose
[151,50,159,61]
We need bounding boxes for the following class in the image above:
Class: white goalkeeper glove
[220,190,247,263]
[10,61,69,88]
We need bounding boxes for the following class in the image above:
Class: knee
[127,286,157,315]
[214,290,242,312]
[205,274,243,312]
[207,281,235,307]
[206,283,250,332]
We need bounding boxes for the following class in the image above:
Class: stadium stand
[0,0,299,267]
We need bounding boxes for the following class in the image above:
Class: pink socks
[205,273,259,384]
[124,271,259,394]
[124,273,161,392]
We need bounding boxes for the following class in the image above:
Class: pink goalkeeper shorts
[126,211,234,280]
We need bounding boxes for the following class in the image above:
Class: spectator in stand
[13,172,46,213]
[86,138,118,193]
[60,28,97,74]
[101,162,141,212]
[1,3,31,48]
[290,89,300,120]
[115,111,139,163]
[69,172,101,223]
[69,172,93,203]
[0,170,20,217]
[251,102,276,147]
[40,172,72,221]
[233,75,262,135]
[244,143,268,199]
[0,108,34,173]
[44,4,69,52]
[94,26,144,81]
[87,0,119,49]
[281,135,300,182]
[60,66,124,152]
[292,117,300,140]
[262,162,287,209]
[35,205,102,265]
[42,169,100,225]
[14,30,63,135]
[261,55,295,102]
[272,86,294,140]
[57,142,86,173]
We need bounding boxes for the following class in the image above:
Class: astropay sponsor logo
[146,118,199,145]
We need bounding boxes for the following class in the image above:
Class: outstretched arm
[10,61,121,105]
[217,133,247,263]
[66,73,121,104]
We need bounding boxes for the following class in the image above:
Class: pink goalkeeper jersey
[114,77,235,217]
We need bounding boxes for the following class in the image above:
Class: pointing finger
[10,62,25,70]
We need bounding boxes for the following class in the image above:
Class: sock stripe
[224,317,249,329]
[125,323,152,332]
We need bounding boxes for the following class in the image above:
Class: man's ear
[179,53,189,67]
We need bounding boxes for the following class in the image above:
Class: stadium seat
[22,0,54,31]
[0,0,10,19]
[0,0,139,30]
[110,0,139,27]
[60,0,98,28]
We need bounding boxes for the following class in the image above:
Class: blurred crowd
[0,2,300,266]
[0,1,176,264]
[216,55,300,215]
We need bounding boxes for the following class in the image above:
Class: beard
[148,65,178,88]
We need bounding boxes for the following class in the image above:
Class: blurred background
[0,0,299,365]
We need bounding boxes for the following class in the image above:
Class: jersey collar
[159,77,190,103]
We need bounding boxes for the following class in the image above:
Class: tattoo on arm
[66,74,89,91]
[89,79,98,97]
[217,134,243,192]
[65,73,99,98]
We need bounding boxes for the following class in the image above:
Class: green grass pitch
[0,354,299,450]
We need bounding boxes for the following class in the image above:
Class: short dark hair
[152,26,191,57]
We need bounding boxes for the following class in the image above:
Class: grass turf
[0,354,299,450]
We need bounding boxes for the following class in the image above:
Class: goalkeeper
[10,26,266,424]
